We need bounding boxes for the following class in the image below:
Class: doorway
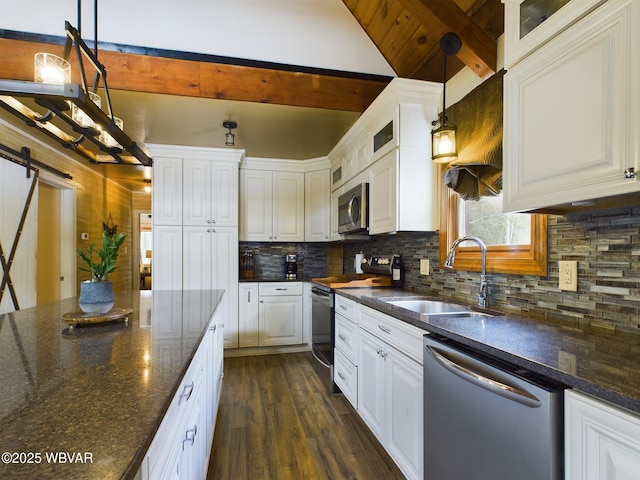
[36,172,76,305]
[135,211,152,290]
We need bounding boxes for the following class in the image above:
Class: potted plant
[76,229,127,313]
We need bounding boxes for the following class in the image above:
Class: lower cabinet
[238,282,303,347]
[357,306,424,480]
[142,306,224,480]
[565,389,640,480]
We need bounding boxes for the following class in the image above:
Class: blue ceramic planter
[78,281,115,314]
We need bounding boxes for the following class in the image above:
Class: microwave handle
[347,195,360,225]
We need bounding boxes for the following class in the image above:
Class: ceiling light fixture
[0,1,152,167]
[431,32,462,163]
[223,121,237,146]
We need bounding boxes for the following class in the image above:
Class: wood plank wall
[0,118,134,296]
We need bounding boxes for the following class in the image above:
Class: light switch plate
[559,260,578,292]
[420,259,430,275]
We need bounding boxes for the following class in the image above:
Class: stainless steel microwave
[338,183,369,234]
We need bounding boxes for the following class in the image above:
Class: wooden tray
[62,307,133,331]
[312,275,392,288]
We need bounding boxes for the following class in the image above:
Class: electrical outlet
[559,260,578,292]
[420,259,430,275]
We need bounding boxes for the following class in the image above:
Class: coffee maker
[285,254,298,280]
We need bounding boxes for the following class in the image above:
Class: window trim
[439,177,548,276]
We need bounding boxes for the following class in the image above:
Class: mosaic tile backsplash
[342,207,640,332]
[239,242,329,280]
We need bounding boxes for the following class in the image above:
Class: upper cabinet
[503,0,640,213]
[183,159,238,227]
[304,169,331,242]
[240,168,304,242]
[328,78,442,235]
[502,0,606,68]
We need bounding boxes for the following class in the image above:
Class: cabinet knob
[179,381,194,404]
[182,425,197,450]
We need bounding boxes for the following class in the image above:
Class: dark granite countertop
[0,289,224,480]
[335,288,640,415]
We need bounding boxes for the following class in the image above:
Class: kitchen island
[0,289,224,480]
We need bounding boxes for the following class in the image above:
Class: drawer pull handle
[180,381,194,404]
[275,288,288,291]
[337,371,346,380]
[209,324,217,332]
[378,324,391,334]
[338,334,346,341]
[182,425,198,450]
[340,305,348,311]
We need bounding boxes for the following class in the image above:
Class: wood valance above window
[443,70,505,201]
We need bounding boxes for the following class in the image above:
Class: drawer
[259,282,303,296]
[334,349,358,409]
[335,313,358,363]
[358,305,425,365]
[334,294,357,322]
[147,347,204,475]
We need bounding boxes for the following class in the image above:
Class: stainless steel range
[311,256,394,392]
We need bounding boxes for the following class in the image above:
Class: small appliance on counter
[240,249,254,279]
[285,254,298,280]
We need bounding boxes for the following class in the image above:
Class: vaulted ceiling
[0,0,503,190]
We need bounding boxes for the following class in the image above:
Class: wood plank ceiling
[343,0,504,84]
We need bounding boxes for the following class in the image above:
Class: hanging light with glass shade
[431,32,462,163]
[223,121,237,146]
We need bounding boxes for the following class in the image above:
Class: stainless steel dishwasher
[423,334,564,480]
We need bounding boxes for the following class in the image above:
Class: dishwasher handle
[426,346,542,408]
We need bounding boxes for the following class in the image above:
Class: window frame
[439,173,548,276]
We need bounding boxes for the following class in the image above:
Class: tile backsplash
[342,206,640,332]
[239,242,329,280]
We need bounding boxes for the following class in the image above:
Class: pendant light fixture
[0,0,152,167]
[431,32,462,163]
[223,121,237,146]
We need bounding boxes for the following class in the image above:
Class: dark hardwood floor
[207,352,406,480]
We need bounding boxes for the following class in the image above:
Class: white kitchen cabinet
[237,282,303,348]
[503,0,640,213]
[153,156,183,226]
[330,185,344,241]
[304,169,330,242]
[258,282,303,346]
[143,301,225,480]
[183,226,238,348]
[183,159,238,227]
[334,295,359,409]
[565,389,640,480]
[239,169,305,242]
[369,148,438,234]
[357,306,424,480]
[502,0,606,69]
[152,226,183,291]
[238,282,259,348]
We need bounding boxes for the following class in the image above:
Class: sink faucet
[444,235,489,308]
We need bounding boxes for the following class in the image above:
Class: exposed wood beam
[396,0,497,79]
[0,38,389,113]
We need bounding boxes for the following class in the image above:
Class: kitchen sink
[380,298,493,317]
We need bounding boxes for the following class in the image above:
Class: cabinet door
[304,169,330,241]
[153,226,183,290]
[212,162,238,227]
[369,150,398,235]
[211,227,238,349]
[357,328,386,443]
[272,171,305,242]
[330,186,344,241]
[183,226,213,290]
[504,0,639,212]
[238,282,259,347]
[386,349,423,480]
[183,158,212,226]
[239,170,273,241]
[153,156,183,226]
[566,390,640,480]
[258,295,303,346]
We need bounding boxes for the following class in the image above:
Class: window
[440,177,547,276]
